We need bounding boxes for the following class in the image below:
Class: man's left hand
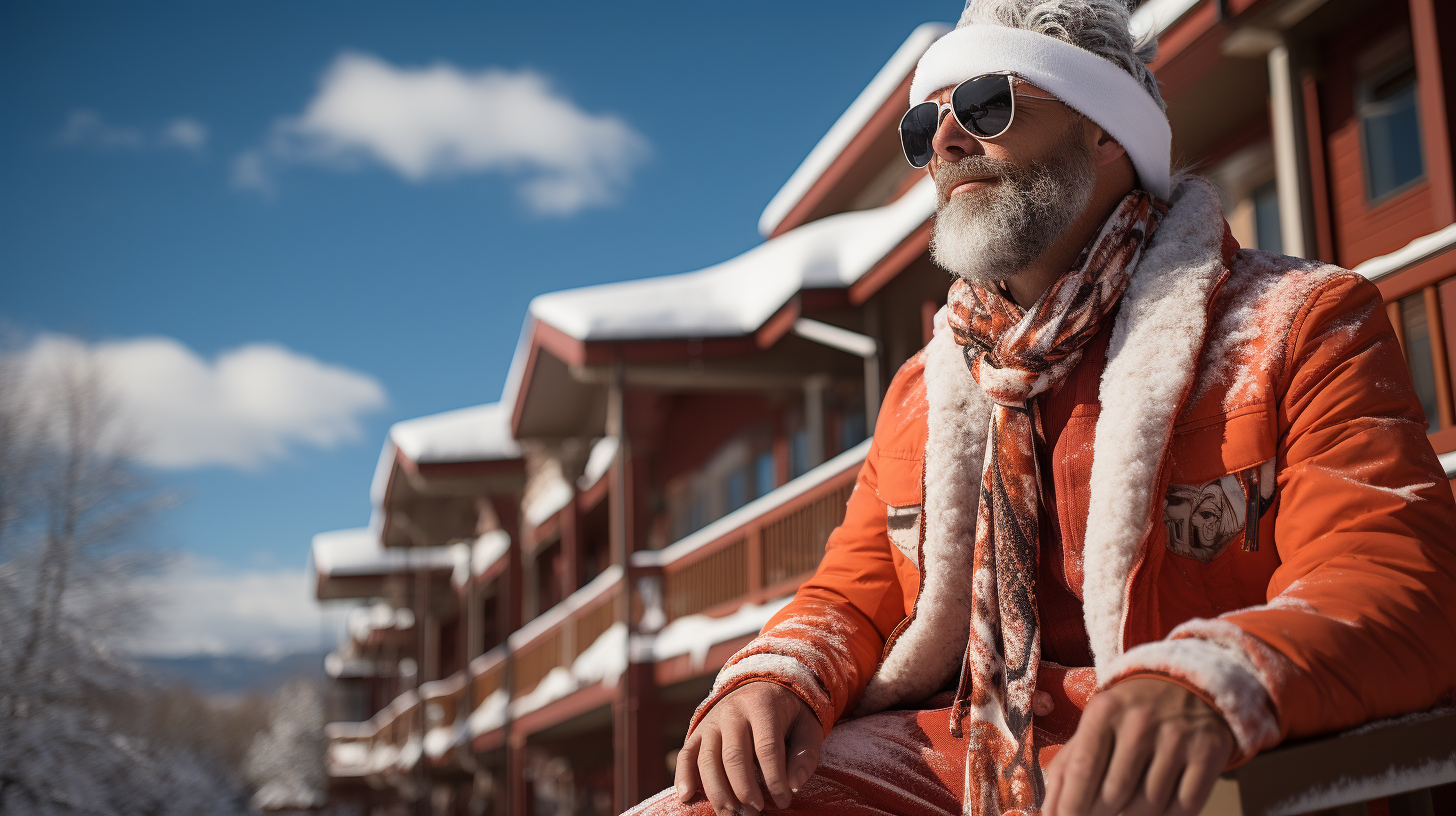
[1043,677,1235,816]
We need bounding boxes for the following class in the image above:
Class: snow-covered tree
[245,680,327,812]
[0,350,249,814]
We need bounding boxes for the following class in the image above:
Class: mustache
[933,156,1021,203]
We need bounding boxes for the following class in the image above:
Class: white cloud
[160,117,209,151]
[241,52,648,215]
[126,556,345,658]
[17,334,387,470]
[58,109,209,152]
[231,149,274,194]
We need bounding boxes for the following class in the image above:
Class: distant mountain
[140,652,327,697]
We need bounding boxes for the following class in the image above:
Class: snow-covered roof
[1129,0,1206,39]
[312,528,459,578]
[757,23,949,238]
[389,402,521,465]
[529,177,934,342]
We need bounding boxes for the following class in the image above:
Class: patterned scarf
[945,191,1164,815]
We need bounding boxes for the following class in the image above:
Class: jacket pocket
[1164,403,1279,563]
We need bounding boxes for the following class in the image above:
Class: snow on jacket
[688,177,1456,765]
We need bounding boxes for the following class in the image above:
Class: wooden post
[1407,0,1456,227]
[1300,74,1336,264]
[1425,285,1454,428]
[746,528,764,602]
[609,356,633,815]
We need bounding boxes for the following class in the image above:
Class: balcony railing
[634,440,869,623]
[323,443,870,786]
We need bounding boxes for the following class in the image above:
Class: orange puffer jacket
[690,178,1456,765]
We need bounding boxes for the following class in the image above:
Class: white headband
[909,24,1170,200]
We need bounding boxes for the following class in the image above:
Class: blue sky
[1,0,953,654]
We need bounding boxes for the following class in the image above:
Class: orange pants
[629,671,1090,816]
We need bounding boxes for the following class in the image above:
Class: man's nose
[931,106,986,166]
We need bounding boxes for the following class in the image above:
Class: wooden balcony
[324,443,870,786]
[634,440,868,624]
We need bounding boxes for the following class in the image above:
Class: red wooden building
[313,2,1456,813]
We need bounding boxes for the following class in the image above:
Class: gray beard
[929,126,1097,287]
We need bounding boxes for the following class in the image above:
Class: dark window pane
[1360,64,1425,201]
[1400,292,1440,431]
[1252,179,1282,254]
[754,450,776,498]
[789,428,809,479]
[726,468,748,513]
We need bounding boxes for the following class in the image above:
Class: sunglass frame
[900,72,1047,168]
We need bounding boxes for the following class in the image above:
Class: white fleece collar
[858,177,1227,714]
[909,25,1171,200]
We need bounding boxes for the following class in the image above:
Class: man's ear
[1090,124,1128,168]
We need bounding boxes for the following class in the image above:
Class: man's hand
[674,681,823,816]
[1044,678,1235,816]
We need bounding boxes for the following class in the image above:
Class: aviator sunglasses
[899,73,1059,168]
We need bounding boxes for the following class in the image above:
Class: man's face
[924,80,1098,288]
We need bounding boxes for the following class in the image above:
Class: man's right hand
[674,681,824,815]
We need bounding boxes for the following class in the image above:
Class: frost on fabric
[815,710,959,812]
[858,325,986,716]
[1304,463,1435,503]
[1188,250,1354,412]
[1266,755,1456,816]
[692,610,863,732]
[1109,620,1286,755]
[1108,638,1279,755]
[1084,177,1224,674]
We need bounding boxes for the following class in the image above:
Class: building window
[726,467,748,513]
[1251,179,1282,254]
[1359,59,1425,202]
[788,427,809,479]
[754,450,776,499]
[1399,292,1441,431]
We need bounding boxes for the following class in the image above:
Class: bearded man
[630,1,1456,814]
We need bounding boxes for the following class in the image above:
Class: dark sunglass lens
[900,102,941,167]
[951,75,1014,138]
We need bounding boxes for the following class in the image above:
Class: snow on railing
[508,565,623,650]
[1354,223,1456,283]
